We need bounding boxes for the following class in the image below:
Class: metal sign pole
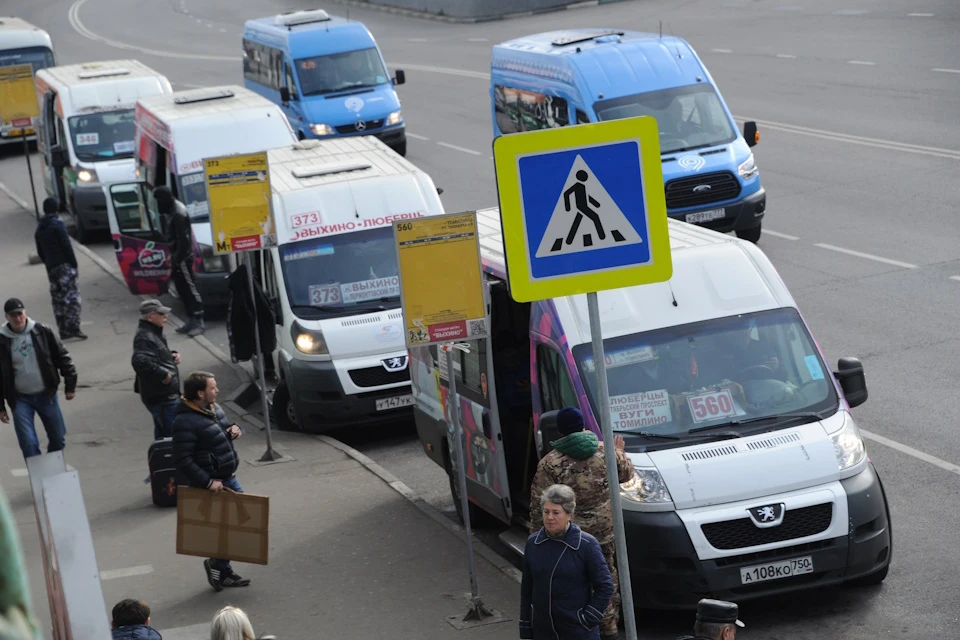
[587,291,639,640]
[248,257,281,463]
[21,129,39,220]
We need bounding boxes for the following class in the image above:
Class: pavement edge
[316,434,524,584]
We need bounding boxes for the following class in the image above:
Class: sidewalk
[0,191,520,639]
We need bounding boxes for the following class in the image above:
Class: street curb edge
[316,434,523,584]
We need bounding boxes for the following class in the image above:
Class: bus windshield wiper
[625,431,681,440]
[688,411,827,435]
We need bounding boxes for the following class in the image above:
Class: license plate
[740,556,814,585]
[6,128,33,137]
[375,394,413,411]
[685,208,725,223]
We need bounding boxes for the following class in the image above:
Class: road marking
[848,60,876,66]
[10,469,27,477]
[949,276,960,282]
[814,243,917,269]
[159,623,209,640]
[712,48,733,53]
[834,9,868,15]
[68,0,238,62]
[390,62,490,80]
[406,133,430,141]
[100,565,154,581]
[776,54,797,59]
[862,429,960,477]
[908,13,934,17]
[763,229,800,241]
[933,68,960,74]
[437,141,482,156]
[468,37,489,42]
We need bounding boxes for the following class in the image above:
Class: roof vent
[275,9,331,28]
[551,30,624,47]
[292,161,372,179]
[78,68,130,80]
[174,87,235,105]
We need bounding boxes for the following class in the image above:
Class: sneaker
[74,331,88,341]
[175,320,193,334]
[221,571,251,588]
[204,559,224,592]
[187,320,206,337]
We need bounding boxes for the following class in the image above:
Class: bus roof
[475,207,792,344]
[35,60,171,115]
[0,17,53,51]
[244,11,375,57]
[492,30,706,102]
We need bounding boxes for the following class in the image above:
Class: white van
[239,137,445,433]
[412,209,891,608]
[0,17,54,145]
[131,85,297,306]
[34,60,172,242]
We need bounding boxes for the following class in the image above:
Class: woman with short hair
[520,484,614,640]
[210,607,275,640]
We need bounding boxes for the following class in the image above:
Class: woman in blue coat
[520,484,615,640]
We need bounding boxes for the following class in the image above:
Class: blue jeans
[210,476,243,573]
[12,392,67,459]
[145,398,178,440]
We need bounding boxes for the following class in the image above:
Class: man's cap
[556,406,584,437]
[42,197,58,215]
[3,298,25,314]
[140,299,172,317]
[696,599,745,628]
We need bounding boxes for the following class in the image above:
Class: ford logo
[692,184,712,193]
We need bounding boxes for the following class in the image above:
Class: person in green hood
[530,406,635,640]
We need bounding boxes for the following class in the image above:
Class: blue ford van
[243,9,407,156]
[491,29,766,242]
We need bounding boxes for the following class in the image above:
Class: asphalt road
[1,0,959,637]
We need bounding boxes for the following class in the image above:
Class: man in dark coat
[172,371,250,591]
[0,298,78,459]
[677,599,745,640]
[110,599,162,640]
[155,186,204,336]
[131,299,181,439]
[35,197,86,341]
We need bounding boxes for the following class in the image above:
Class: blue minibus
[491,29,766,242]
[243,9,407,156]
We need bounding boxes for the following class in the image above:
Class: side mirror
[537,410,562,459]
[51,147,67,167]
[279,86,291,103]
[743,121,759,147]
[834,357,868,408]
[393,69,406,86]
[436,187,444,195]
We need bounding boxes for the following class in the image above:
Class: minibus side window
[576,109,591,124]
[284,63,299,100]
[494,84,570,134]
[537,344,578,412]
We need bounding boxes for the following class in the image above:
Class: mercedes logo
[355,120,367,132]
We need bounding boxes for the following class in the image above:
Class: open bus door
[105,182,172,296]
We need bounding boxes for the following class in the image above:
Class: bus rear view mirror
[834,357,868,408]
[279,86,291,103]
[538,410,562,459]
[393,69,406,86]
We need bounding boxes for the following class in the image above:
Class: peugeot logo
[692,184,712,193]
[355,120,367,132]
[381,355,408,372]
[747,503,786,528]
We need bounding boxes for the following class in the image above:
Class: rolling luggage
[148,438,178,507]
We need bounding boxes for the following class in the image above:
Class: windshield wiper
[689,411,828,435]
[623,431,680,440]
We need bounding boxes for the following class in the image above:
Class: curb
[329,0,601,23]
[317,434,523,584]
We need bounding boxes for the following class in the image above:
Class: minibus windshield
[279,226,400,319]
[178,173,209,221]
[67,109,136,161]
[0,46,54,74]
[594,84,737,154]
[296,48,389,96]
[572,308,838,440]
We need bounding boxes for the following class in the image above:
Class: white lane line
[100,565,154,581]
[406,133,430,141]
[10,469,27,477]
[712,48,733,54]
[949,276,960,282]
[776,54,797,59]
[933,68,960,74]
[390,62,489,80]
[862,429,960,477]
[159,623,209,640]
[437,141,482,156]
[814,243,917,269]
[763,229,800,241]
[468,37,489,42]
[908,13,934,17]
[848,60,876,66]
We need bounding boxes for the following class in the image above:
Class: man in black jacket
[132,299,181,439]
[172,371,251,591]
[155,186,204,337]
[35,198,86,341]
[0,298,78,459]
[677,599,745,640]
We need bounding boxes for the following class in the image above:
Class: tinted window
[0,46,54,73]
[243,39,284,91]
[296,48,389,96]
[67,109,136,161]
[494,84,569,134]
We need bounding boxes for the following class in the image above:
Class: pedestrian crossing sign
[493,116,671,302]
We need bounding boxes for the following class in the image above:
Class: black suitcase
[148,438,178,508]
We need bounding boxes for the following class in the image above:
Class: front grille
[665,171,741,209]
[348,366,409,388]
[335,119,385,134]
[702,503,833,550]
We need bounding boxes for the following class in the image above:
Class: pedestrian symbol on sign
[535,155,643,258]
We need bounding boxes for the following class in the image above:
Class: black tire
[735,224,762,244]
[444,447,493,528]
[848,563,889,587]
[272,381,301,432]
[393,140,407,157]
[297,130,305,141]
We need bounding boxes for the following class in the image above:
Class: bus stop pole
[248,257,281,463]
[587,291,639,640]
[22,130,40,220]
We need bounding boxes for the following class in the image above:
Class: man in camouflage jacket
[530,406,635,640]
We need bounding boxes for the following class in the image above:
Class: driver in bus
[608,345,690,397]
[724,318,785,382]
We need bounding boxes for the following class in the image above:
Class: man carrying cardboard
[171,371,250,591]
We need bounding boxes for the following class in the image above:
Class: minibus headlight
[386,110,403,126]
[77,168,98,184]
[310,124,335,136]
[832,418,866,470]
[292,322,328,355]
[620,468,672,504]
[738,154,758,180]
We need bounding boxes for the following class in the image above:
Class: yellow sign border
[492,116,672,303]
[202,151,276,255]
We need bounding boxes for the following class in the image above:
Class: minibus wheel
[272,381,300,432]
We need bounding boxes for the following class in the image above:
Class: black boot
[176,318,195,334]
